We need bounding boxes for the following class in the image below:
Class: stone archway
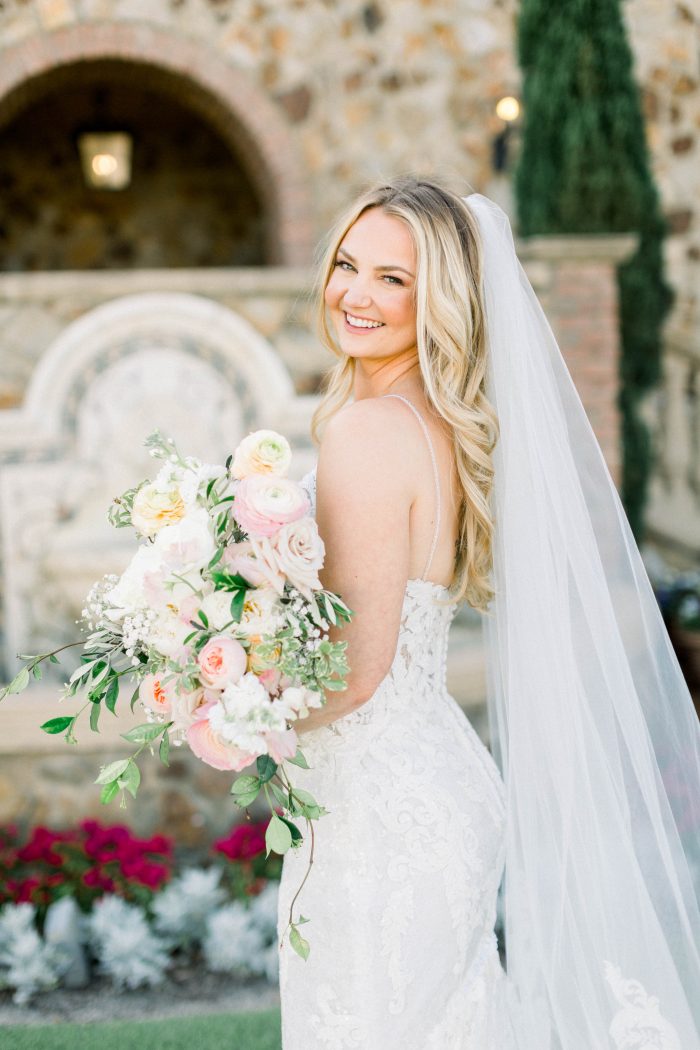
[0,292,308,671]
[0,24,314,265]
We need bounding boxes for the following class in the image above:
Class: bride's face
[324,207,417,362]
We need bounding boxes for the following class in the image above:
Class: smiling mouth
[343,311,385,330]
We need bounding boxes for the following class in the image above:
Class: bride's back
[377,391,460,589]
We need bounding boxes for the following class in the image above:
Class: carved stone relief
[0,292,314,675]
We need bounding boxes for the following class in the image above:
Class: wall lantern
[492,96,521,173]
[496,96,520,123]
[78,132,132,190]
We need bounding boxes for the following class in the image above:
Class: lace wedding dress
[276,394,521,1049]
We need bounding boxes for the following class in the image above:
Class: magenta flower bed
[212,820,282,899]
[1,816,280,922]
[0,820,172,915]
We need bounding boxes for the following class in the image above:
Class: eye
[333,259,354,271]
[383,275,403,285]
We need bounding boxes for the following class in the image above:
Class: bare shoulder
[320,397,420,468]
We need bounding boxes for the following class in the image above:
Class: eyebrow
[336,246,415,278]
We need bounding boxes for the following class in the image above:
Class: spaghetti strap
[380,393,441,580]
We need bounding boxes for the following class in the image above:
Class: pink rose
[197,636,247,689]
[169,686,208,732]
[273,517,325,599]
[264,727,299,763]
[257,667,282,696]
[186,703,257,772]
[224,539,285,593]
[139,674,176,716]
[178,593,201,625]
[231,475,309,538]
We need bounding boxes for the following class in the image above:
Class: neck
[352,351,424,401]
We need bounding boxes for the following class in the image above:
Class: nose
[342,283,372,310]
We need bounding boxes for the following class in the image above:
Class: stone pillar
[518,233,639,487]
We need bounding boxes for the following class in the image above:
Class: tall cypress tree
[515,0,674,539]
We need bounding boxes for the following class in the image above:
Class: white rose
[152,461,187,490]
[104,544,166,617]
[232,430,291,480]
[237,586,284,638]
[200,590,237,632]
[179,461,227,506]
[280,685,324,720]
[273,517,325,599]
[147,604,192,659]
[152,507,216,574]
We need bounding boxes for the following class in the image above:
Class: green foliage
[515,0,674,539]
[256,754,277,784]
[40,716,75,736]
[286,748,310,769]
[289,923,310,960]
[230,774,262,808]
[94,723,172,810]
[265,813,292,856]
[107,483,142,529]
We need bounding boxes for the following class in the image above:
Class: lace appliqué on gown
[277,465,520,1049]
[285,461,690,1049]
[604,962,681,1050]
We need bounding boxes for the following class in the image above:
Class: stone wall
[0,1,696,369]
[0,267,326,410]
[0,1,695,346]
[0,67,267,271]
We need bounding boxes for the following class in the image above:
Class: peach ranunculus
[186,703,258,771]
[231,475,309,538]
[231,430,291,480]
[131,482,186,538]
[273,517,325,599]
[197,635,247,689]
[139,673,176,716]
[245,634,282,675]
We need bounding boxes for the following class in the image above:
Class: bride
[275,175,700,1048]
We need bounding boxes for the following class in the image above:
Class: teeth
[346,313,383,329]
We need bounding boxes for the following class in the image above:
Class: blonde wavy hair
[310,174,498,612]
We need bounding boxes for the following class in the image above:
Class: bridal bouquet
[0,429,352,958]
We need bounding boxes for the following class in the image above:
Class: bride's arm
[294,398,414,734]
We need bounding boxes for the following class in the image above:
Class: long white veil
[464,193,700,1048]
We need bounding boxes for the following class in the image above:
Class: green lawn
[1,1007,282,1050]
